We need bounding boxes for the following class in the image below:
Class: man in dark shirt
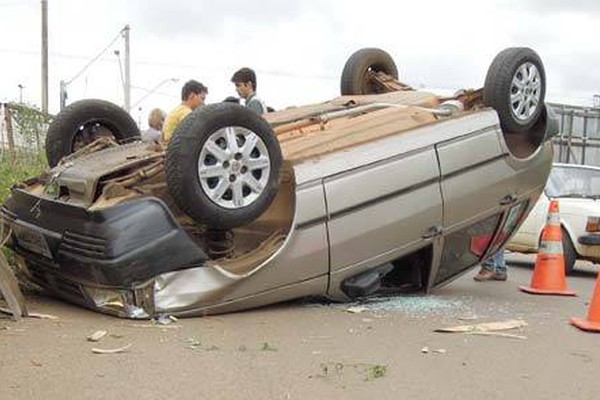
[230,67,267,115]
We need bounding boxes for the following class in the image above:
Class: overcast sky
[1,0,599,127]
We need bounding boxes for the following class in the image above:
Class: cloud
[126,0,317,38]
[498,0,600,14]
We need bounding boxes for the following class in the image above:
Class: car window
[546,166,600,199]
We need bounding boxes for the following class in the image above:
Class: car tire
[483,47,546,133]
[165,103,282,230]
[340,48,399,95]
[45,99,140,167]
[562,228,577,275]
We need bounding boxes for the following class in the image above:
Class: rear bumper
[1,189,207,316]
[578,234,600,246]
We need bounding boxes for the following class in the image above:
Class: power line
[65,28,125,85]
[0,47,337,81]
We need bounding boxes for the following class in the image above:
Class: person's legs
[474,250,507,281]
[493,250,506,273]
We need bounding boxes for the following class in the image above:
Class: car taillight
[586,217,600,232]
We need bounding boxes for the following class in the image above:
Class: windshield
[546,166,600,198]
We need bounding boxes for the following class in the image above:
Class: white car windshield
[546,166,600,199]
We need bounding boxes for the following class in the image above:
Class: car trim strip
[296,217,327,230]
[441,153,509,180]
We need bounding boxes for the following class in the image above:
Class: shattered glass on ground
[302,294,477,318]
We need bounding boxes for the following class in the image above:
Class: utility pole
[123,25,131,112]
[41,0,48,113]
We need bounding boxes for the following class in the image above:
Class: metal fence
[0,103,51,163]
[550,102,600,166]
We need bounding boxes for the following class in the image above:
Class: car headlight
[85,283,154,319]
[585,217,600,233]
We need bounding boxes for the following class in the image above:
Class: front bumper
[1,189,207,317]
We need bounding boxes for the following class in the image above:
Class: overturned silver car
[1,47,556,318]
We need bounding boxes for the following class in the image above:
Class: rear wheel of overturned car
[483,47,546,133]
[340,48,399,95]
[165,103,282,230]
[45,99,141,168]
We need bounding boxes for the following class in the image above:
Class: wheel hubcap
[197,126,271,209]
[510,62,542,123]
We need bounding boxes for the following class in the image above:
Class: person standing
[141,108,166,142]
[230,67,267,115]
[162,80,208,143]
[474,250,507,281]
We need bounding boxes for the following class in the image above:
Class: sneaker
[474,268,507,282]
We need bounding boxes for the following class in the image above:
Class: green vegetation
[0,102,51,203]
[0,153,47,203]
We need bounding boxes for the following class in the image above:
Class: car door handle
[499,194,518,206]
[422,225,443,239]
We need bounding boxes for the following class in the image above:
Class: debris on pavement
[421,347,447,354]
[318,295,475,318]
[185,337,202,350]
[435,319,528,339]
[346,306,367,314]
[91,344,132,354]
[87,330,108,342]
[0,307,58,320]
[26,312,59,320]
[154,314,178,325]
[435,319,527,333]
[129,323,181,330]
[0,249,27,320]
[466,331,528,340]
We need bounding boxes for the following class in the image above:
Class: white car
[507,163,600,274]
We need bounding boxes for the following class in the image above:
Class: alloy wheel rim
[197,126,270,209]
[510,62,542,123]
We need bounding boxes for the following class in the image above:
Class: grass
[0,152,47,203]
[0,151,47,284]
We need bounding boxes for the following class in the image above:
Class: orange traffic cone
[571,271,600,332]
[519,199,576,296]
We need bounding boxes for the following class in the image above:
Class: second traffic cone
[571,270,600,332]
[519,199,576,296]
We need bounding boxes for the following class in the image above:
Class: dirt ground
[1,253,599,400]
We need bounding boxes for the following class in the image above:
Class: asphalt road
[1,253,599,400]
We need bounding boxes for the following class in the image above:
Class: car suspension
[205,229,235,259]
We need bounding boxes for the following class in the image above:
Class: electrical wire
[64,28,125,86]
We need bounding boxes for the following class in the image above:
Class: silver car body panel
[153,109,554,315]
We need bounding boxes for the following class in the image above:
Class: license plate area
[12,222,53,259]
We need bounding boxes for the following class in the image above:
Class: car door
[325,146,443,276]
[434,125,514,283]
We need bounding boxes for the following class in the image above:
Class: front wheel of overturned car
[483,47,546,134]
[166,103,282,230]
[45,99,141,167]
[340,48,399,95]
